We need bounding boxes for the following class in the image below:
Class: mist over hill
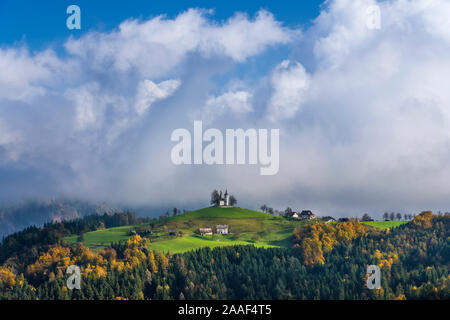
[0,199,120,238]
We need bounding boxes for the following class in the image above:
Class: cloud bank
[1,1,450,217]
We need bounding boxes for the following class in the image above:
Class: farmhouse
[216,225,229,234]
[199,228,213,236]
[290,210,316,220]
[320,216,336,223]
[291,212,300,218]
[299,210,316,220]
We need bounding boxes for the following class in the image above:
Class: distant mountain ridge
[0,199,120,238]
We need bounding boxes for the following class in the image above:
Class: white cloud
[0,8,293,204]
[135,79,181,116]
[200,10,293,62]
[64,9,292,77]
[202,90,253,123]
[66,82,104,131]
[267,60,310,121]
[0,119,21,162]
[0,48,63,101]
[262,0,450,214]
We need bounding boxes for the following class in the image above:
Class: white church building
[218,190,231,207]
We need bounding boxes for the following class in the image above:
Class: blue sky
[0,0,324,49]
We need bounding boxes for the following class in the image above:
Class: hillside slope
[65,207,305,253]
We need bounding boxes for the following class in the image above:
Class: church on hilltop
[219,190,230,207]
[211,189,236,207]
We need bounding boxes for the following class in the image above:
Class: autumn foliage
[293,222,366,266]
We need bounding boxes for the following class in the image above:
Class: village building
[320,216,336,223]
[290,210,316,220]
[168,229,177,236]
[299,210,316,220]
[216,225,229,234]
[199,228,213,236]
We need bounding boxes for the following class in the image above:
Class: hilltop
[64,206,310,253]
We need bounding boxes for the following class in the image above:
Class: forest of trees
[0,211,448,300]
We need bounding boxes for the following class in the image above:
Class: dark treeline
[0,212,448,300]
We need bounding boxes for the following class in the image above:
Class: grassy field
[148,234,277,253]
[63,207,303,253]
[361,220,408,229]
[170,207,277,219]
[64,225,135,251]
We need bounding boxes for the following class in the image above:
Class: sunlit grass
[361,220,408,229]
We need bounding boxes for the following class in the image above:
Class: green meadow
[361,220,408,229]
[64,225,135,251]
[147,234,277,254]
